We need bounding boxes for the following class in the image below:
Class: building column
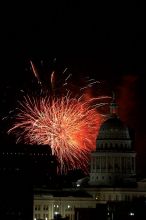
[95,157,97,172]
[100,156,101,173]
[120,157,122,173]
[134,156,136,173]
[106,156,108,172]
[130,157,132,173]
[91,157,93,171]
[112,157,115,172]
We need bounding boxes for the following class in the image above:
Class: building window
[92,158,95,169]
[125,195,130,201]
[101,157,106,170]
[43,213,48,219]
[132,157,134,171]
[35,214,40,219]
[102,194,105,200]
[121,157,125,171]
[35,205,41,211]
[65,205,72,211]
[96,193,101,200]
[43,205,48,211]
[107,157,113,171]
[127,157,131,171]
[114,157,120,172]
[96,157,100,170]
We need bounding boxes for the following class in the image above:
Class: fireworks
[8,60,110,173]
[8,94,107,172]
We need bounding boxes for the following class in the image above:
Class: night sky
[0,1,146,175]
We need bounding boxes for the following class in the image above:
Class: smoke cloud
[117,74,138,127]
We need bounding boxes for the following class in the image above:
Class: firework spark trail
[30,61,41,84]
[8,94,108,173]
[51,71,56,91]
[7,60,111,173]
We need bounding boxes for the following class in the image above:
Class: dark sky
[0,1,146,175]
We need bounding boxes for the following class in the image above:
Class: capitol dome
[89,94,136,187]
[96,96,132,151]
[97,115,130,140]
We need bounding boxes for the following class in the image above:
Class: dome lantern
[110,92,118,116]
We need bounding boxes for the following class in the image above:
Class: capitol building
[33,97,146,220]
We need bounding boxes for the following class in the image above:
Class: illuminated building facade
[33,98,146,220]
[34,189,96,220]
[89,97,136,186]
[33,181,146,220]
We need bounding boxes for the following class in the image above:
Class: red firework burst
[7,60,110,173]
[8,94,106,172]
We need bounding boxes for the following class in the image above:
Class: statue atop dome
[110,92,118,116]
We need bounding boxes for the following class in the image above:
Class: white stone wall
[33,195,97,220]
[89,152,136,186]
[33,186,146,220]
